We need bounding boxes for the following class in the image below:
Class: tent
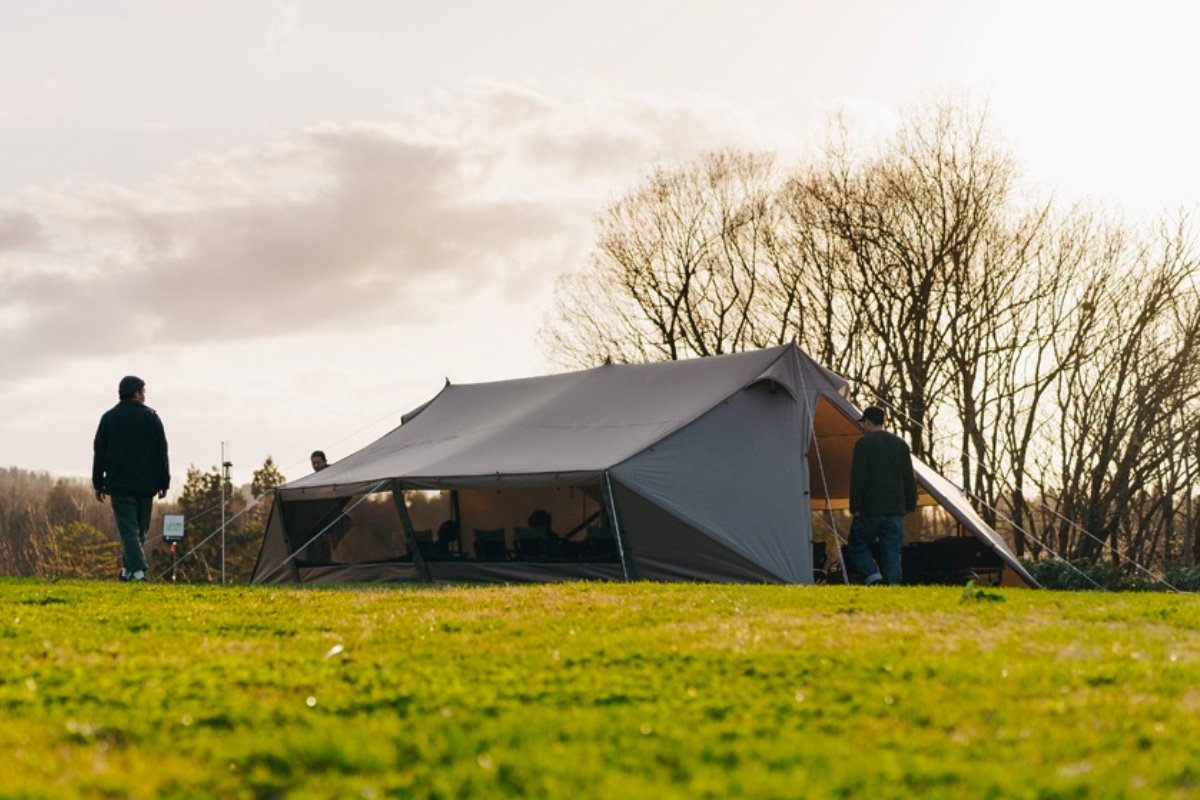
[251,345,1036,587]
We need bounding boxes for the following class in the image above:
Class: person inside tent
[527,509,587,560]
[433,520,461,558]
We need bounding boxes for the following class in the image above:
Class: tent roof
[283,345,844,496]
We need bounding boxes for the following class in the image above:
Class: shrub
[1021,557,1196,592]
[30,522,120,579]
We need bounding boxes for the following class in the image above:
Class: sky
[2,0,1198,489]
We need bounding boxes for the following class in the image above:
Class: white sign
[163,514,185,541]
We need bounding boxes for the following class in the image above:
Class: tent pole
[450,489,463,555]
[604,472,634,582]
[390,479,431,583]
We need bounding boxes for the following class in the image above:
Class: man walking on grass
[92,376,170,583]
[846,405,917,586]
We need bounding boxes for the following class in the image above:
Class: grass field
[0,579,1196,799]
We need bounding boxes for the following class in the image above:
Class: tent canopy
[281,345,825,497]
[254,345,1036,588]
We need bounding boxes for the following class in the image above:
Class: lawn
[0,579,1196,799]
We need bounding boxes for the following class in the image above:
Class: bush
[1022,557,1198,592]
[30,522,121,579]
[1162,565,1200,592]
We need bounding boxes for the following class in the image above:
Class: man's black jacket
[849,429,917,516]
[92,400,170,497]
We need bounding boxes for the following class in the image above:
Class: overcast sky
[3,0,1197,488]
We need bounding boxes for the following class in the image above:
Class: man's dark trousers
[845,513,903,585]
[111,495,152,574]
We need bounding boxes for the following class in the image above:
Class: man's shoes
[864,573,884,586]
[131,571,147,583]
[118,569,131,582]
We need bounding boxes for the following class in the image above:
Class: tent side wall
[609,482,788,582]
[250,498,298,584]
[291,563,422,584]
[252,493,374,584]
[611,380,813,584]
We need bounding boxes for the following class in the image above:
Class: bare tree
[541,151,785,367]
[990,208,1113,555]
[1031,217,1200,565]
[540,98,1200,572]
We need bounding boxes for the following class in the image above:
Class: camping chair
[411,529,434,559]
[473,528,509,561]
[812,540,828,583]
[585,526,619,561]
[513,526,549,561]
[903,536,1003,585]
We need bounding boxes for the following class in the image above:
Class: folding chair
[473,528,509,561]
[585,526,619,561]
[513,526,549,561]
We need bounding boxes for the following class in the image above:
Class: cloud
[0,211,41,251]
[0,83,791,385]
[264,1,302,55]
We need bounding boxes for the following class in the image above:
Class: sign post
[163,514,185,583]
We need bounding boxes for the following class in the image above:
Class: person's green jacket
[849,430,917,515]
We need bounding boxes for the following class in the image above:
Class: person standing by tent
[92,376,170,583]
[303,450,350,563]
[846,405,917,586]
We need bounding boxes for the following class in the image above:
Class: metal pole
[603,471,633,582]
[220,441,231,586]
[391,479,431,582]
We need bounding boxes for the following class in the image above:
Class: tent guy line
[254,480,388,585]
[861,390,1184,592]
[152,495,265,582]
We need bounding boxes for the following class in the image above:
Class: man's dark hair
[860,406,886,426]
[311,450,326,460]
[118,375,145,400]
[528,509,552,528]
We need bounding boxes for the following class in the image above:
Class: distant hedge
[1022,558,1200,592]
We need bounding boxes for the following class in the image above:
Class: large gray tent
[251,345,1036,587]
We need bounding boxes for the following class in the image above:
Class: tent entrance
[805,394,1030,587]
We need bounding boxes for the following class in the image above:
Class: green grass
[0,579,1196,799]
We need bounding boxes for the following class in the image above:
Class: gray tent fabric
[910,459,1038,587]
[276,346,799,500]
[611,381,811,583]
[253,502,297,584]
[251,344,1036,588]
[609,481,788,583]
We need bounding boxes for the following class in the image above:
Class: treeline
[0,458,285,582]
[542,99,1200,572]
[0,467,121,578]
